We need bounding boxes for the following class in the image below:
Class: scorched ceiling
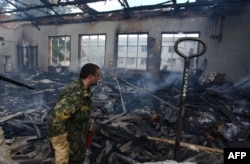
[0,0,249,30]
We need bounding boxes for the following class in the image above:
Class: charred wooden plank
[238,128,250,141]
[0,112,23,123]
[95,122,132,142]
[9,136,37,155]
[200,95,246,128]
[208,104,245,128]
[0,74,34,90]
[135,133,224,154]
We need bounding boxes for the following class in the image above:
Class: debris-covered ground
[0,69,250,164]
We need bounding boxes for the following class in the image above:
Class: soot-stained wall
[0,27,22,73]
[1,5,249,83]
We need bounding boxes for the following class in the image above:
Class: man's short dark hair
[80,63,100,79]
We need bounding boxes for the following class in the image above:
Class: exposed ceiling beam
[40,0,51,5]
[117,0,129,9]
[5,0,41,30]
[0,0,105,15]
[0,0,249,25]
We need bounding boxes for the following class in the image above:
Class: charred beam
[118,0,129,9]
[123,0,130,8]
[40,0,51,5]
[0,0,249,25]
[39,0,66,22]
[75,4,98,20]
[5,0,40,30]
[0,11,91,24]
[0,0,105,15]
[135,133,224,154]
[1,0,249,15]
[0,74,34,90]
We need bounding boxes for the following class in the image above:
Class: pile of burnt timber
[0,71,249,164]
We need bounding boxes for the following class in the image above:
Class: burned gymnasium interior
[0,0,250,163]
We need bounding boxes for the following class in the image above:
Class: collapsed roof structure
[0,0,249,29]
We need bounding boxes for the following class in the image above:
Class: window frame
[117,33,148,70]
[79,34,106,68]
[160,32,200,72]
[48,35,71,66]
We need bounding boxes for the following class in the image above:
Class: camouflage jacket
[47,78,92,161]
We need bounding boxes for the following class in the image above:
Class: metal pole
[173,37,207,160]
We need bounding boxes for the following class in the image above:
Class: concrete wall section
[0,26,22,73]
[204,14,250,82]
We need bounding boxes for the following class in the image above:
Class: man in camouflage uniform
[47,63,101,164]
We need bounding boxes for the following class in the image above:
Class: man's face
[91,69,101,86]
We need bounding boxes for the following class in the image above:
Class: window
[117,33,148,70]
[48,36,71,66]
[80,34,106,68]
[168,46,174,53]
[160,33,199,72]
[141,46,147,52]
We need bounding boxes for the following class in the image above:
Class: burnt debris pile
[0,71,250,164]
